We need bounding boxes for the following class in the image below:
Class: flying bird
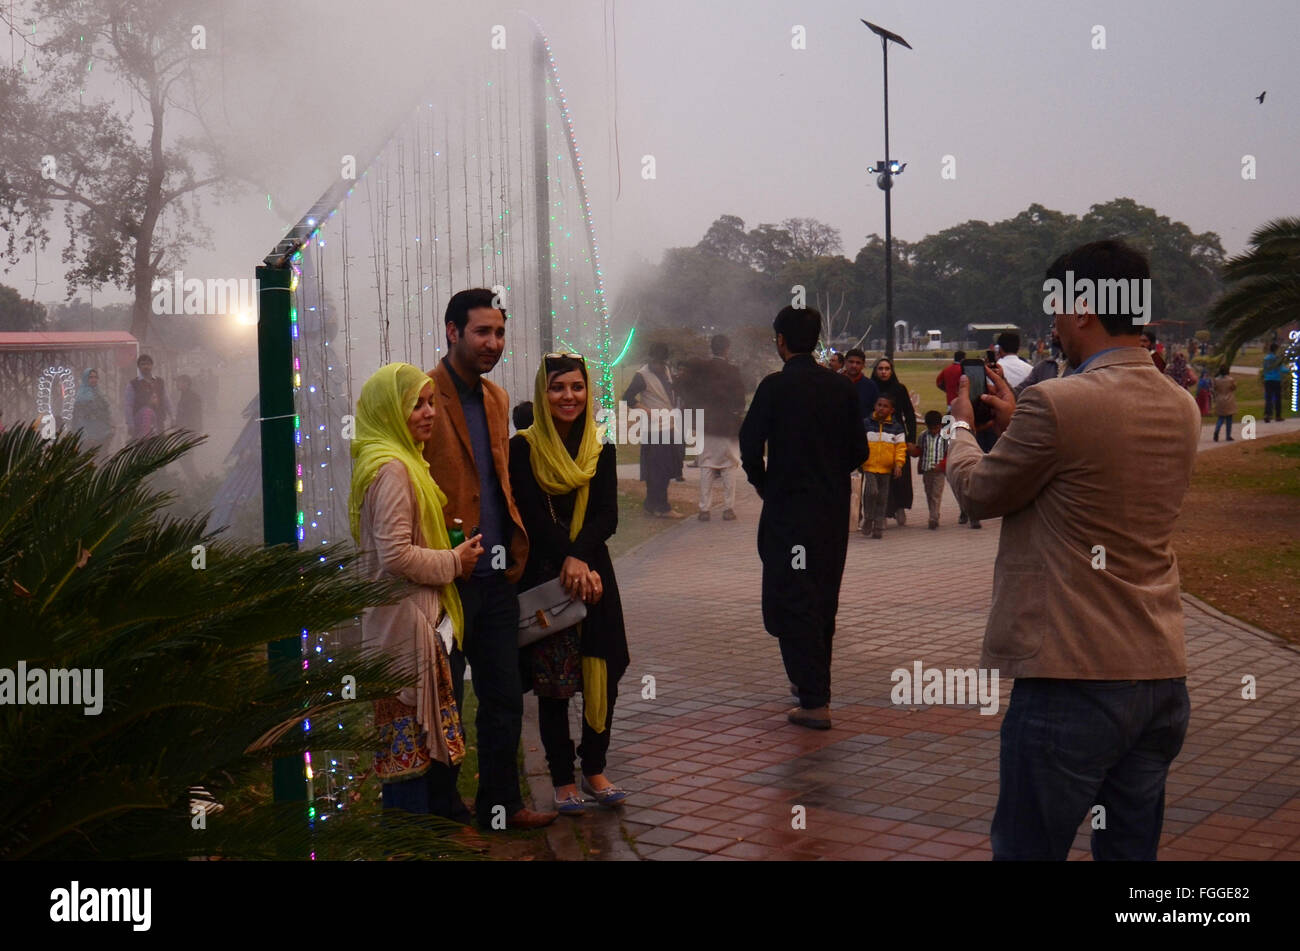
[1256,91,1266,103]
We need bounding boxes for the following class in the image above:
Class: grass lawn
[1173,431,1300,642]
[610,480,696,558]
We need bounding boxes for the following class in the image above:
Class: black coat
[508,436,629,681]
[739,354,869,640]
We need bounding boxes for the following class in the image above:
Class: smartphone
[961,359,987,402]
[962,359,992,425]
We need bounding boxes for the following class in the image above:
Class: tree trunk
[129,94,167,345]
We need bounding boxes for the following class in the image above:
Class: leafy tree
[783,217,842,260]
[618,246,781,331]
[745,223,795,276]
[0,283,49,331]
[0,0,231,345]
[46,298,132,331]
[1070,198,1224,331]
[779,255,858,345]
[696,214,750,266]
[0,427,473,860]
[1206,217,1300,363]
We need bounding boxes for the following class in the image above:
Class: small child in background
[860,394,908,539]
[912,410,950,530]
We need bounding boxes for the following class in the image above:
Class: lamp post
[862,19,911,359]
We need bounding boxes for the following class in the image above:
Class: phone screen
[961,359,987,402]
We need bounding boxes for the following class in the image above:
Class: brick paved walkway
[522,444,1300,861]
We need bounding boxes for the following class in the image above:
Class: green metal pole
[257,264,306,804]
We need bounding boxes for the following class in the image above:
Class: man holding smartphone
[945,240,1200,861]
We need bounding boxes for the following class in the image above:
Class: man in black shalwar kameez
[739,306,869,730]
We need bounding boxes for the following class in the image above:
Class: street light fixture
[861,18,911,359]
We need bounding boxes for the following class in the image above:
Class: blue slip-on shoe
[580,777,629,806]
[554,792,587,816]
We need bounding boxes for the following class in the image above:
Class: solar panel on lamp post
[861,19,911,360]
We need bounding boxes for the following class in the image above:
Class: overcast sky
[8,0,1297,307]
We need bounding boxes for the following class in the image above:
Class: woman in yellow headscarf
[349,362,484,821]
[508,354,630,815]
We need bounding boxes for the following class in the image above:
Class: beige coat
[358,459,462,764]
[946,348,1201,679]
[1212,374,1237,416]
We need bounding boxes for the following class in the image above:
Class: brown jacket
[422,360,529,584]
[946,347,1201,679]
[1212,374,1237,416]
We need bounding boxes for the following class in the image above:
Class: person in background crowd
[912,410,950,530]
[423,287,555,831]
[349,362,483,826]
[860,394,907,539]
[1140,330,1166,374]
[1014,332,1066,396]
[678,334,746,522]
[1195,368,1213,417]
[947,239,1200,861]
[870,356,916,527]
[740,306,868,731]
[844,348,879,419]
[622,342,684,519]
[828,351,845,373]
[1166,351,1194,390]
[512,401,534,432]
[936,351,966,406]
[72,367,113,452]
[1212,364,1237,442]
[996,333,1033,388]
[125,353,170,439]
[509,354,630,815]
[1262,343,1284,422]
[174,374,204,480]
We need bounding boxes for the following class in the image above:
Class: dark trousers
[779,626,834,709]
[642,443,675,513]
[1214,414,1233,439]
[992,677,1190,861]
[1264,379,1282,420]
[537,681,618,786]
[449,573,525,825]
[858,471,890,529]
[381,761,472,823]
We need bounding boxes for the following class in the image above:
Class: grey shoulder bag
[516,491,587,647]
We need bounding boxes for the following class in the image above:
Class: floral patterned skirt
[373,640,466,781]
[530,626,582,699]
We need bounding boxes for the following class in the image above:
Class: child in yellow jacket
[859,394,908,538]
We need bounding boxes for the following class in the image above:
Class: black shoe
[959,512,969,525]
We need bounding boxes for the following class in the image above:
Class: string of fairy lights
[281,21,614,830]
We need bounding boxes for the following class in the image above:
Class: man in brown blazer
[423,288,555,830]
[946,240,1200,860]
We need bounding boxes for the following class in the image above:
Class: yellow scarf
[518,358,609,732]
[348,362,464,647]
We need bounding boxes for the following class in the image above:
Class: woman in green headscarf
[349,362,484,821]
[71,367,113,451]
[508,354,630,815]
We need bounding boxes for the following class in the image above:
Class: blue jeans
[1263,380,1282,420]
[992,677,1190,861]
[1214,415,1233,438]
